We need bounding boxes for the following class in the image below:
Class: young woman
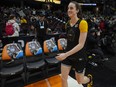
[6,14,20,36]
[56,1,92,87]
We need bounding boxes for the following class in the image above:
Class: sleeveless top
[65,19,88,59]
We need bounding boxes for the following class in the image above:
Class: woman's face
[68,3,77,18]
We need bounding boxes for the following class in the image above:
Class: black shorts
[62,57,87,73]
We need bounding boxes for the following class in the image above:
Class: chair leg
[45,66,49,78]
[42,67,46,79]
[21,72,26,85]
[1,78,6,87]
[26,72,30,84]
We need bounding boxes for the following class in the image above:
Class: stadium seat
[43,38,60,77]
[57,38,67,53]
[0,43,25,87]
[25,39,46,83]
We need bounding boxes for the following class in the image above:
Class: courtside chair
[0,43,25,87]
[57,38,67,53]
[43,38,60,77]
[25,39,46,83]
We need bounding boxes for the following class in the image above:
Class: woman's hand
[55,53,68,61]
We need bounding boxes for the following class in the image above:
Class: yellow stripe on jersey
[79,20,88,33]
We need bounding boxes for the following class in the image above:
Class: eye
[70,7,73,10]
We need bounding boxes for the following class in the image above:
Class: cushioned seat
[45,57,60,64]
[0,43,25,87]
[1,64,23,76]
[43,39,61,77]
[25,40,46,83]
[27,60,45,70]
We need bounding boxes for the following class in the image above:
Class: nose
[68,8,70,12]
[68,9,71,13]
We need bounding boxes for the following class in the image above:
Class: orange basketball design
[58,39,63,50]
[25,42,33,56]
[58,38,67,51]
[2,45,11,60]
[43,40,49,53]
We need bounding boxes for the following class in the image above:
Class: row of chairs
[0,38,67,87]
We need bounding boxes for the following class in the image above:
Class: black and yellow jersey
[65,19,88,59]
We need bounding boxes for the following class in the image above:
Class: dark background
[0,0,115,13]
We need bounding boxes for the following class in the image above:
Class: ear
[77,9,79,13]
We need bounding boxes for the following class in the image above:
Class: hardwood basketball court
[25,75,83,87]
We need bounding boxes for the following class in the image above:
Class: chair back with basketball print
[2,43,24,62]
[43,38,60,77]
[0,43,24,87]
[24,40,45,83]
[58,38,67,52]
[43,38,58,57]
[25,40,43,57]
